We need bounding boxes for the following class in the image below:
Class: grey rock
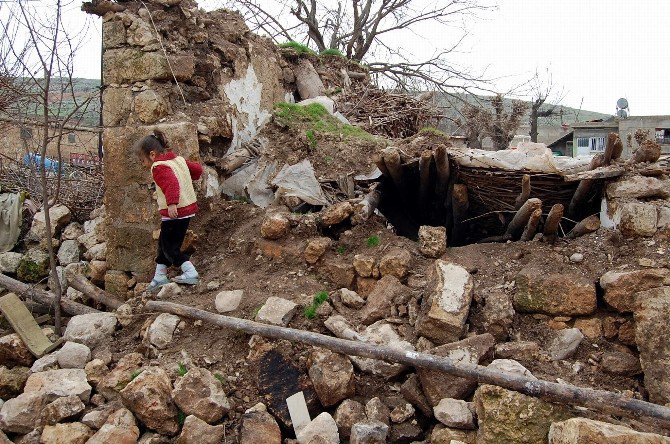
[549,328,584,361]
[23,368,92,402]
[63,313,118,348]
[350,420,389,444]
[256,297,297,326]
[57,342,92,369]
[296,412,339,444]
[145,313,180,349]
[0,252,23,274]
[57,240,81,265]
[433,398,475,429]
[215,290,243,313]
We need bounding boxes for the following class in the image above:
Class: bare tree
[225,0,491,94]
[459,94,527,151]
[528,68,564,142]
[0,0,95,334]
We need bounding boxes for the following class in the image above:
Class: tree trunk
[0,273,98,316]
[146,300,670,430]
[529,106,539,143]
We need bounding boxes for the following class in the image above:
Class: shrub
[366,235,380,247]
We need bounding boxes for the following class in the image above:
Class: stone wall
[96,0,288,281]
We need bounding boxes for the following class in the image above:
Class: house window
[20,127,32,140]
[68,133,76,143]
[656,128,670,144]
[577,137,589,148]
[590,137,606,152]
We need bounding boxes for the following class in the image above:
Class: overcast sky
[69,0,669,116]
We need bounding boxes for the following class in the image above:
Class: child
[133,129,203,291]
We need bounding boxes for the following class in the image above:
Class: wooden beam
[0,273,98,316]
[514,175,531,210]
[564,166,625,182]
[520,208,542,242]
[66,273,124,310]
[146,300,670,430]
[542,204,564,244]
[505,198,542,241]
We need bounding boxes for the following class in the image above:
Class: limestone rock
[416,261,474,344]
[16,248,49,283]
[549,328,584,361]
[400,374,432,417]
[0,392,47,433]
[601,351,642,376]
[103,48,195,84]
[156,282,182,300]
[63,313,118,348]
[41,395,86,425]
[81,402,121,429]
[334,399,366,440]
[256,297,297,326]
[239,411,281,444]
[378,248,411,279]
[215,290,243,313]
[360,275,409,325]
[350,321,415,379]
[87,408,140,444]
[365,397,389,426]
[321,257,356,288]
[57,342,91,369]
[600,268,668,313]
[307,349,354,407]
[353,254,375,277]
[40,422,93,444]
[606,176,670,200]
[102,20,126,49]
[418,226,447,258]
[350,420,389,444]
[24,369,91,402]
[0,366,29,399]
[430,426,476,444]
[297,412,339,444]
[319,202,354,226]
[176,415,225,444]
[145,313,180,349]
[119,367,179,435]
[57,240,81,265]
[134,89,168,124]
[97,353,144,401]
[433,398,475,430]
[85,242,107,261]
[548,417,670,443]
[618,201,658,237]
[634,286,670,404]
[30,353,59,373]
[339,288,365,309]
[126,18,158,47]
[260,214,290,240]
[388,400,414,424]
[304,237,331,264]
[488,359,537,379]
[0,252,23,274]
[477,289,514,341]
[417,334,495,406]
[494,341,541,361]
[474,384,572,444]
[514,268,596,315]
[0,332,34,367]
[77,231,99,252]
[30,204,72,240]
[172,367,230,424]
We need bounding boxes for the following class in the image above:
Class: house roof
[571,118,619,129]
[548,131,574,148]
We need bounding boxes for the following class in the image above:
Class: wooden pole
[520,208,542,242]
[451,184,469,242]
[505,198,542,240]
[146,300,670,430]
[353,185,381,224]
[66,273,124,310]
[0,273,98,316]
[543,204,564,244]
[373,153,391,178]
[567,215,601,239]
[419,150,432,214]
[514,175,531,210]
[218,147,252,175]
[434,145,450,199]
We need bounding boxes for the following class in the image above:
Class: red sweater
[152,152,203,218]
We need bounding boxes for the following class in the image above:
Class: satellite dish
[616,97,629,118]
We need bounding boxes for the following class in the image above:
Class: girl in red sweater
[134,130,203,291]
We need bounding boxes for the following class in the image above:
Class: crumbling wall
[95,0,288,281]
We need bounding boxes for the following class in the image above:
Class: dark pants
[156,218,191,267]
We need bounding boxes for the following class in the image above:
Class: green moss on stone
[16,258,48,283]
[273,102,376,141]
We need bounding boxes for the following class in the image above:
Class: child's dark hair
[133,129,170,157]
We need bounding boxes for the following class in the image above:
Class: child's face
[139,151,157,169]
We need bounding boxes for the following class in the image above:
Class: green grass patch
[177,363,188,377]
[278,41,316,55]
[306,130,317,150]
[273,102,376,141]
[366,235,380,247]
[320,48,344,57]
[336,245,346,255]
[419,127,448,137]
[304,291,329,319]
[130,369,143,381]
[214,373,225,384]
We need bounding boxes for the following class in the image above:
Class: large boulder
[63,313,118,348]
[548,417,670,443]
[514,268,596,315]
[307,349,354,407]
[360,275,410,325]
[103,48,195,84]
[119,367,179,435]
[24,368,92,402]
[416,261,474,344]
[474,384,572,444]
[0,392,47,434]
[433,398,475,430]
[30,204,72,239]
[417,334,495,406]
[57,341,92,369]
[600,268,669,312]
[606,176,670,200]
[172,367,230,424]
[97,353,143,401]
[41,395,86,425]
[133,89,168,124]
[617,201,658,237]
[634,286,670,405]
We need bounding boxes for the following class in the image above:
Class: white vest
[151,156,197,210]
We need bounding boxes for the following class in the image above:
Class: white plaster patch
[223,65,271,151]
[436,261,471,313]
